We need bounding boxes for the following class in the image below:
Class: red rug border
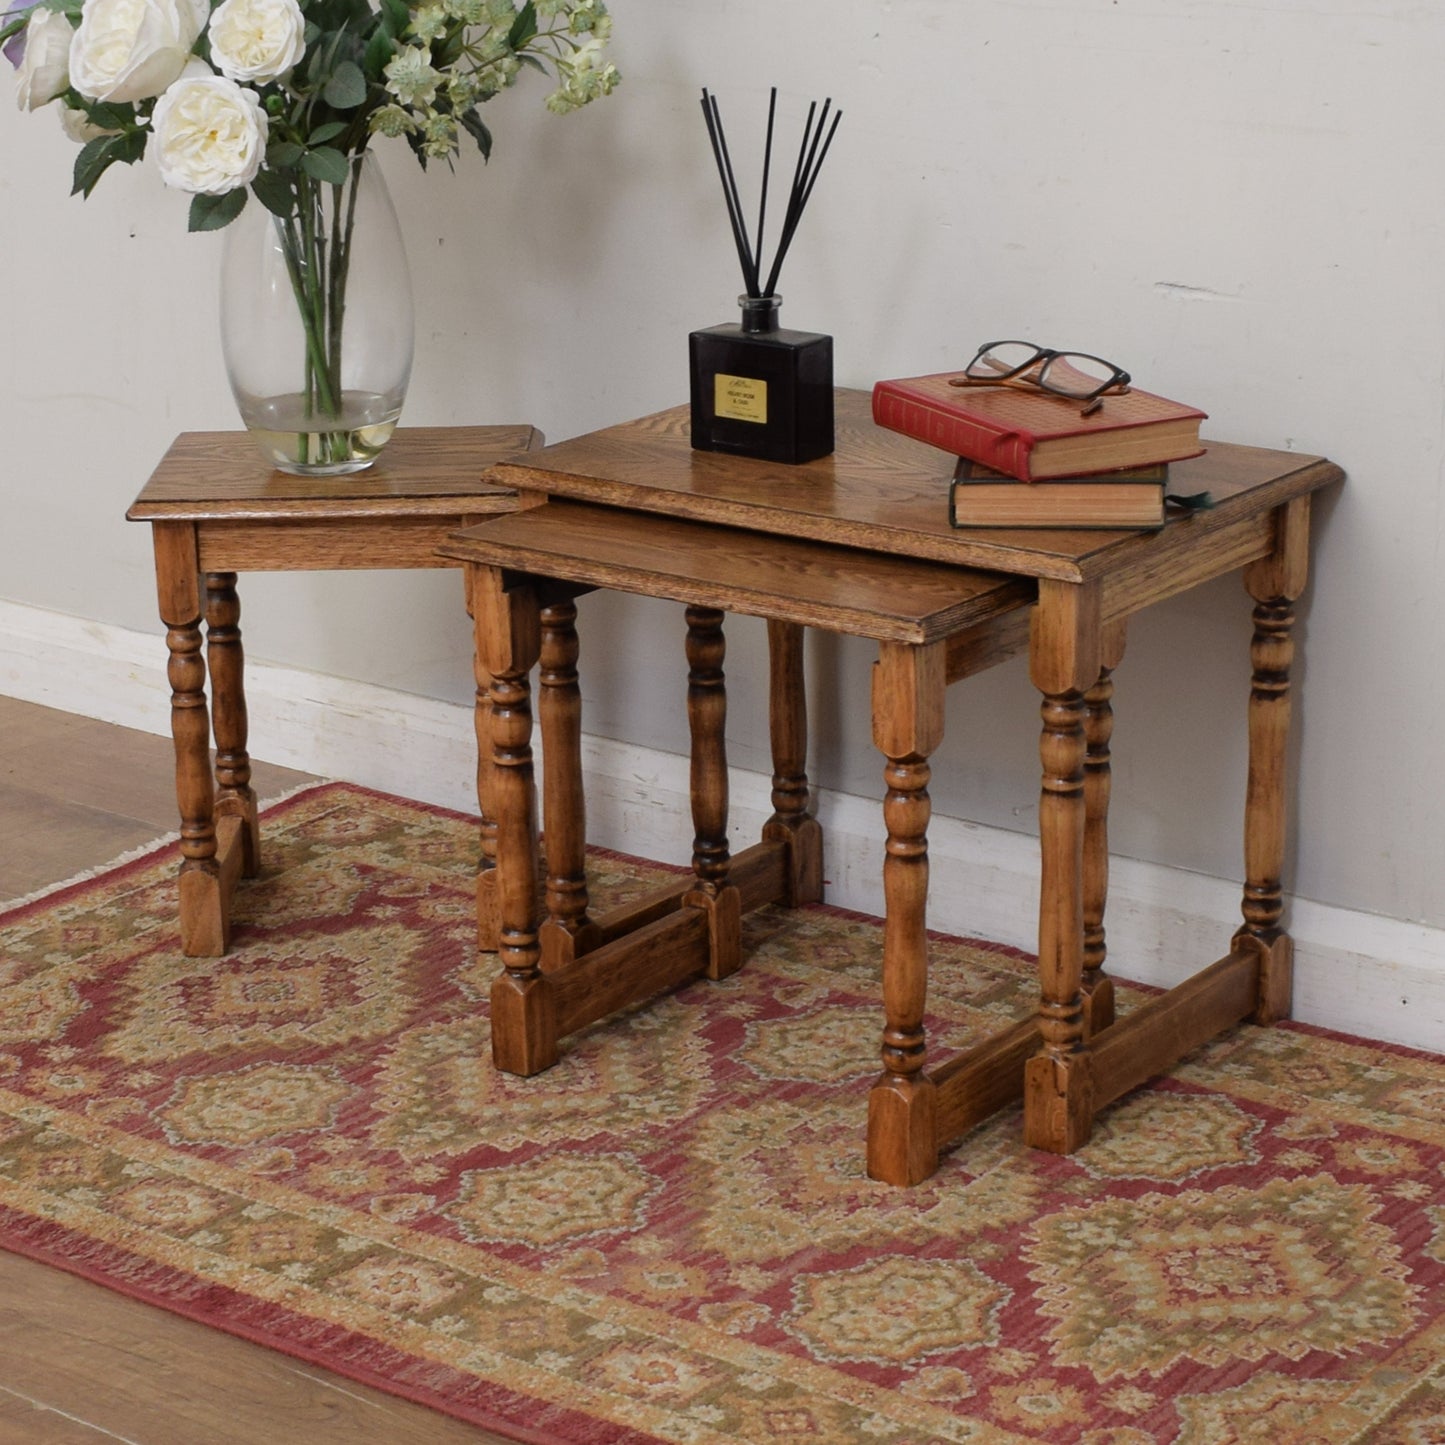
[0,1200,668,1445]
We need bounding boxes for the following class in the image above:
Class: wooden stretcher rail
[1089,949,1260,1108]
[551,906,711,1037]
[583,839,786,950]
[930,1016,1041,1145]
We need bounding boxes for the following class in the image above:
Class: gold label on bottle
[715,373,768,423]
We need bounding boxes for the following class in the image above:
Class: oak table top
[128,425,539,522]
[485,388,1336,584]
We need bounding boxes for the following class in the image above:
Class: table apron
[195,515,512,571]
[1098,509,1275,622]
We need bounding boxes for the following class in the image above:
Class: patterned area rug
[0,783,1441,1444]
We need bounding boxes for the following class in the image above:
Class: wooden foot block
[1023,1051,1094,1154]
[216,795,261,878]
[539,917,604,972]
[1241,931,1293,1025]
[489,971,559,1075]
[178,865,228,957]
[866,1075,939,1186]
[1081,975,1116,1038]
[763,816,825,906]
[687,885,743,981]
[478,849,550,955]
[178,816,248,957]
[240,811,261,878]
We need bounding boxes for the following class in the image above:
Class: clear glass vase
[220,151,414,476]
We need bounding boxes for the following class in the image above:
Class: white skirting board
[3,597,1441,1054]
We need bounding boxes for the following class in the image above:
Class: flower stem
[273,166,361,466]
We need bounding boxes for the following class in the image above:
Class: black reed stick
[762,99,839,299]
[754,88,777,295]
[700,87,841,301]
[700,89,758,297]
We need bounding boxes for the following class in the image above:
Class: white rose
[59,102,122,140]
[150,73,268,194]
[207,0,304,84]
[16,7,73,110]
[68,0,208,103]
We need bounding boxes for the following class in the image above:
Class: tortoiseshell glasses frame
[950,341,1132,416]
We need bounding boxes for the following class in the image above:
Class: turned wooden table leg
[867,640,946,1186]
[763,619,824,905]
[1025,582,1103,1154]
[1081,619,1127,1038]
[151,522,227,956]
[539,595,599,969]
[465,568,501,954]
[205,572,259,879]
[471,564,556,1075]
[1235,496,1312,1024]
[685,605,742,980]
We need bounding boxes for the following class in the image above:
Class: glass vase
[220,151,414,476]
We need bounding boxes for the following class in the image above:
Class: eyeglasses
[950,341,1132,416]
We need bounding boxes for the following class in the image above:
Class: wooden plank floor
[0,696,511,1443]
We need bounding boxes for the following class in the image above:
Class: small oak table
[127,425,540,956]
[443,391,1341,1183]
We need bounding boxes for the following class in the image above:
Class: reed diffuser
[689,88,841,464]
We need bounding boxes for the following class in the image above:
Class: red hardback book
[871,370,1207,481]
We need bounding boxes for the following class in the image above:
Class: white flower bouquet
[4,0,617,467]
[4,0,616,222]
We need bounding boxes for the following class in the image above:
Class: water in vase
[237,388,402,475]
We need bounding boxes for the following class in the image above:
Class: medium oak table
[127,425,540,956]
[442,391,1341,1182]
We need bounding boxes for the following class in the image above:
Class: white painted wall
[3,3,1444,978]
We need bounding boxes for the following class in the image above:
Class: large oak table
[441,390,1341,1182]
[128,425,540,956]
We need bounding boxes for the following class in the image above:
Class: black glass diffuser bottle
[690,88,841,464]
[690,293,833,464]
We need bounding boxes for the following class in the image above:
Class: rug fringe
[0,779,334,915]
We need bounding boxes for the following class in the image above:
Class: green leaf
[363,24,395,81]
[379,0,407,35]
[251,169,298,217]
[305,29,336,85]
[458,108,492,161]
[507,0,536,49]
[71,130,145,198]
[267,140,305,168]
[434,30,465,68]
[187,188,248,233]
[308,120,347,144]
[84,100,134,130]
[301,145,351,184]
[72,137,112,198]
[323,58,366,109]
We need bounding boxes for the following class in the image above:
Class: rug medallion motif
[0,784,1441,1444]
